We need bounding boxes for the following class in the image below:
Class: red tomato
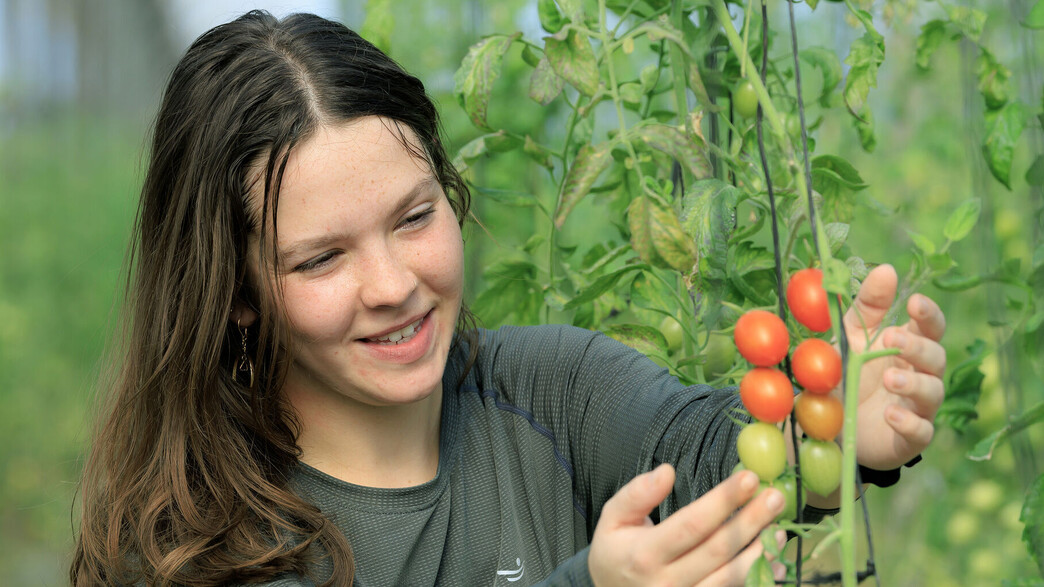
[794,391,843,440]
[786,268,831,332]
[740,368,794,423]
[792,338,842,393]
[733,310,790,367]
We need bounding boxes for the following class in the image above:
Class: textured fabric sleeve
[530,547,595,587]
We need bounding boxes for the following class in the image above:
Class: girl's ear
[230,302,258,327]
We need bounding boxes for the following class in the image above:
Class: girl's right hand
[588,465,786,586]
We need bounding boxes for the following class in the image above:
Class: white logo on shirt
[496,558,524,582]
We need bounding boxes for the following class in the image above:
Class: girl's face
[252,116,464,410]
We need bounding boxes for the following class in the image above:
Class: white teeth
[370,318,423,344]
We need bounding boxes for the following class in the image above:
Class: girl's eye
[400,206,435,229]
[294,251,338,272]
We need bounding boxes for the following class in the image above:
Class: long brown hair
[71,11,472,586]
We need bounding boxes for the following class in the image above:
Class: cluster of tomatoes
[733,268,845,518]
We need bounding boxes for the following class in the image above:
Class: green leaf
[799,47,843,106]
[806,0,819,9]
[745,555,775,587]
[943,198,982,242]
[604,324,669,357]
[523,135,555,170]
[680,179,739,280]
[1026,0,1044,29]
[853,106,876,153]
[630,271,677,314]
[811,155,868,223]
[1022,473,1044,577]
[730,241,776,275]
[472,260,541,326]
[454,33,520,130]
[564,265,647,309]
[639,64,660,94]
[842,15,885,116]
[555,142,613,227]
[360,0,394,55]
[544,30,600,96]
[933,271,984,291]
[916,20,949,71]
[537,0,565,33]
[907,230,936,255]
[1026,155,1044,186]
[978,49,1013,110]
[619,82,643,105]
[521,45,541,68]
[529,55,565,105]
[634,124,712,179]
[937,339,987,433]
[944,4,987,42]
[824,223,849,255]
[968,401,1044,460]
[821,257,851,296]
[982,101,1028,189]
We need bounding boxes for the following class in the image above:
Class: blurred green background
[1,0,1041,584]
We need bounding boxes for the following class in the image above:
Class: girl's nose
[357,246,417,309]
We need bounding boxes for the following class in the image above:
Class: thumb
[599,464,676,530]
[843,263,898,334]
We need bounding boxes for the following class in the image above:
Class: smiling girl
[71,11,947,587]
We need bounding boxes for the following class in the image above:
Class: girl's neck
[281,379,443,489]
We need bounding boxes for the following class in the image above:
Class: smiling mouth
[363,315,426,345]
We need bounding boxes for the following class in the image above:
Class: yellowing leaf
[453,33,520,130]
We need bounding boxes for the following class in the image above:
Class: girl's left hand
[842,264,947,471]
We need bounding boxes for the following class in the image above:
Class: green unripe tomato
[737,422,787,481]
[798,439,842,496]
[703,332,736,379]
[660,316,684,353]
[733,80,759,119]
[757,474,803,522]
[785,112,802,138]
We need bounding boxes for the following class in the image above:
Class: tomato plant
[734,310,790,367]
[737,421,787,481]
[702,332,736,379]
[792,338,842,393]
[760,473,804,522]
[799,439,842,496]
[740,367,794,423]
[794,391,843,441]
[786,268,831,333]
[733,79,758,119]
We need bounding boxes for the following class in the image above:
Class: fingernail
[766,489,784,512]
[776,529,787,548]
[892,372,908,389]
[888,409,906,425]
[740,471,758,492]
[773,562,786,581]
[892,332,906,348]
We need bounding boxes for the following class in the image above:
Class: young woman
[71,10,947,586]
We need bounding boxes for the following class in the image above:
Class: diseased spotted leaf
[454,33,520,130]
[681,179,739,280]
[555,142,613,227]
[628,197,671,270]
[978,49,1013,110]
[824,223,849,255]
[544,30,600,96]
[811,155,867,223]
[646,197,697,273]
[842,15,884,116]
[530,55,565,105]
[604,323,669,358]
[634,124,712,179]
[916,19,949,70]
[982,101,1027,189]
[523,135,555,169]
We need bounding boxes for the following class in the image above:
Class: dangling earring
[232,319,255,388]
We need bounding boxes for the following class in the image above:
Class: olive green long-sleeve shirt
[270,324,748,586]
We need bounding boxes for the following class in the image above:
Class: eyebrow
[278,176,441,264]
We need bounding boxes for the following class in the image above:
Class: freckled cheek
[280,280,358,341]
[420,220,464,299]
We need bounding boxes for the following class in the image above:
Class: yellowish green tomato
[733,80,759,119]
[737,422,787,481]
[659,316,684,353]
[798,439,841,496]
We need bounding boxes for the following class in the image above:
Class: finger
[668,487,785,581]
[598,464,676,530]
[885,406,934,449]
[884,327,947,378]
[843,264,898,334]
[905,293,946,342]
[651,470,761,562]
[685,526,771,587]
[884,368,945,418]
